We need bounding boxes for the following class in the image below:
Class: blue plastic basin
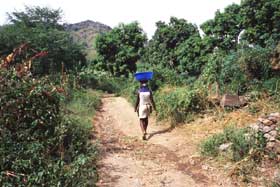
[134,71,153,81]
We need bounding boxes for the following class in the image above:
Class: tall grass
[64,89,101,126]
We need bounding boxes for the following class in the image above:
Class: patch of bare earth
[93,95,242,187]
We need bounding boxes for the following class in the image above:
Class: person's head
[140,80,148,87]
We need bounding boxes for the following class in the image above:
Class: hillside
[64,20,111,60]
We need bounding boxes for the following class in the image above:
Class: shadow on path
[147,125,174,140]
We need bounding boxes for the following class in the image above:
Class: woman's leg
[143,118,148,133]
[139,119,145,134]
[140,118,148,140]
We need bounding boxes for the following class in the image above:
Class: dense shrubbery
[78,66,129,93]
[197,45,274,95]
[0,69,99,186]
[155,87,207,124]
[262,78,280,96]
[237,45,272,81]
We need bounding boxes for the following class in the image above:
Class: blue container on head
[134,71,153,81]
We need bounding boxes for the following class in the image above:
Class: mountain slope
[64,20,111,60]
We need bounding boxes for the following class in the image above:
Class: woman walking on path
[134,80,156,140]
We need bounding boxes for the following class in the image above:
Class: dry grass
[176,96,280,186]
[171,96,279,157]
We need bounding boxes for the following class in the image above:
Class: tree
[0,6,86,75]
[240,0,280,47]
[7,6,63,30]
[144,17,200,71]
[200,3,243,51]
[175,35,208,76]
[95,22,147,77]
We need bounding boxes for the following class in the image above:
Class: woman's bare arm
[150,91,156,111]
[134,92,140,112]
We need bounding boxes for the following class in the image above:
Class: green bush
[224,127,250,161]
[119,80,139,104]
[262,78,280,96]
[200,133,226,156]
[201,126,251,161]
[0,69,99,186]
[78,67,129,93]
[155,87,207,124]
[237,45,272,80]
[198,46,273,95]
[150,66,188,88]
[219,52,248,94]
[66,89,101,114]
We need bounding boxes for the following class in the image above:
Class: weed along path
[93,95,236,187]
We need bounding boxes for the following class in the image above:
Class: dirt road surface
[94,96,237,187]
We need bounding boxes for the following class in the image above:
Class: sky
[1,0,241,38]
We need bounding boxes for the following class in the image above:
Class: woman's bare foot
[142,133,147,140]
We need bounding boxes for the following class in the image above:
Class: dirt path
[93,95,236,187]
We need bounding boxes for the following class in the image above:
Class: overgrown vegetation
[0,6,100,186]
[0,69,100,186]
[80,0,280,125]
[155,87,207,124]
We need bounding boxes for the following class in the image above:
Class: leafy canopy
[95,22,147,77]
[143,17,201,74]
[240,0,280,47]
[200,3,243,51]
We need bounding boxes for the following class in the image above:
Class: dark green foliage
[175,35,207,76]
[136,62,188,89]
[240,0,280,47]
[0,69,99,186]
[95,22,147,77]
[200,3,243,51]
[143,17,201,73]
[0,6,86,75]
[236,45,272,80]
[262,78,280,96]
[219,52,248,94]
[198,50,243,94]
[199,45,273,95]
[7,6,63,29]
[200,0,280,48]
[199,50,226,85]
